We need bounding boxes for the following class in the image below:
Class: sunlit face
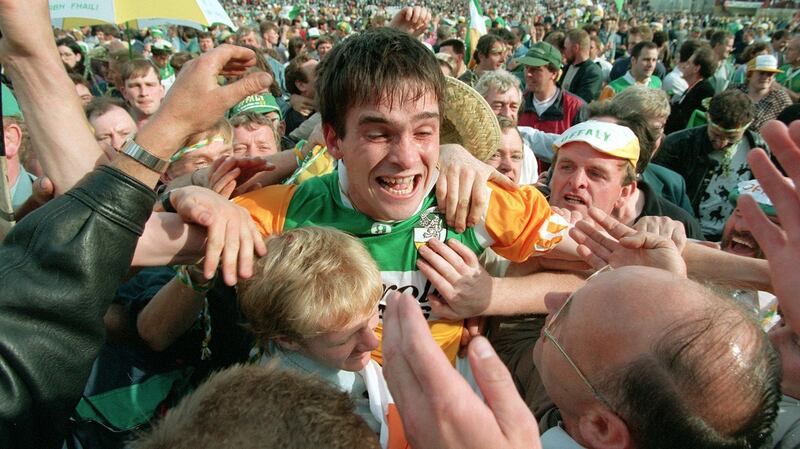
[487,128,524,183]
[199,37,215,53]
[706,123,747,152]
[264,28,280,46]
[89,106,137,159]
[233,123,279,158]
[749,70,776,92]
[294,309,380,372]
[525,64,558,95]
[715,37,734,60]
[166,139,232,180]
[123,69,165,118]
[479,42,506,72]
[324,88,440,222]
[720,206,778,259]
[58,45,80,69]
[631,48,658,80]
[239,31,260,48]
[297,59,319,99]
[483,86,521,122]
[75,83,93,106]
[549,142,634,216]
[440,45,463,69]
[317,41,333,59]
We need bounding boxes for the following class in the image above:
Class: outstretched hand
[571,208,687,276]
[738,120,800,333]
[169,186,266,285]
[382,291,541,449]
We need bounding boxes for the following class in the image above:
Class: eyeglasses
[542,265,615,409]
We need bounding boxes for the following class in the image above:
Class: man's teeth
[565,195,585,204]
[379,176,415,195]
[732,236,755,249]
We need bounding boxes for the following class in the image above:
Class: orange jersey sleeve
[232,184,296,236]
[598,85,616,101]
[480,182,569,263]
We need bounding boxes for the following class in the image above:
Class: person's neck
[534,84,557,102]
[749,85,769,102]
[6,158,20,189]
[572,51,590,65]
[631,70,650,83]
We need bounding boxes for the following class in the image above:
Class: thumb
[469,337,540,436]
[217,72,273,110]
[488,170,519,191]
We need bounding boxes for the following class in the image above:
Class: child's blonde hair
[238,227,383,346]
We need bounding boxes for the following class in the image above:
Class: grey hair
[474,69,522,103]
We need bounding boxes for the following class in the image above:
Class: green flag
[615,0,624,13]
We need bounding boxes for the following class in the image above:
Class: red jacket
[518,89,585,135]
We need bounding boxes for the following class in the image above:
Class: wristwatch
[121,135,170,173]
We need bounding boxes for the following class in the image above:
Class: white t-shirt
[532,88,560,116]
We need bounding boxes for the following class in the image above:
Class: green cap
[517,42,562,69]
[729,179,784,216]
[1,83,22,118]
[229,94,282,119]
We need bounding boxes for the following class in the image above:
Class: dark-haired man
[284,54,318,135]
[664,46,716,134]
[120,59,165,128]
[439,38,467,78]
[655,89,766,239]
[600,41,661,100]
[459,34,506,86]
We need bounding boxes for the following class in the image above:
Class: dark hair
[288,36,306,61]
[544,31,565,52]
[198,31,213,40]
[99,24,120,39]
[316,27,445,138]
[708,90,754,129]
[710,30,733,49]
[85,96,129,122]
[771,29,790,41]
[285,53,314,95]
[741,42,770,64]
[652,30,668,47]
[678,39,704,63]
[315,35,334,50]
[474,34,504,63]
[601,300,781,449]
[692,47,717,79]
[56,38,86,76]
[490,28,516,47]
[439,38,466,56]
[631,41,658,59]
[777,103,800,126]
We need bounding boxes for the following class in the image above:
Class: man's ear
[577,407,631,449]
[273,335,302,351]
[3,122,23,159]
[614,180,637,211]
[323,123,343,159]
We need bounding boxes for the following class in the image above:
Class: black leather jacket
[0,166,155,449]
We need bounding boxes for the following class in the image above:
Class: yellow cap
[553,120,640,168]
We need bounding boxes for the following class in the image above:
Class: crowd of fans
[2,0,800,448]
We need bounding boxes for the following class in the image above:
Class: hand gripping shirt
[235,166,567,364]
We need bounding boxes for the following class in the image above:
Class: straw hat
[440,76,501,162]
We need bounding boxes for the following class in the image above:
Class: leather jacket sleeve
[0,165,155,449]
